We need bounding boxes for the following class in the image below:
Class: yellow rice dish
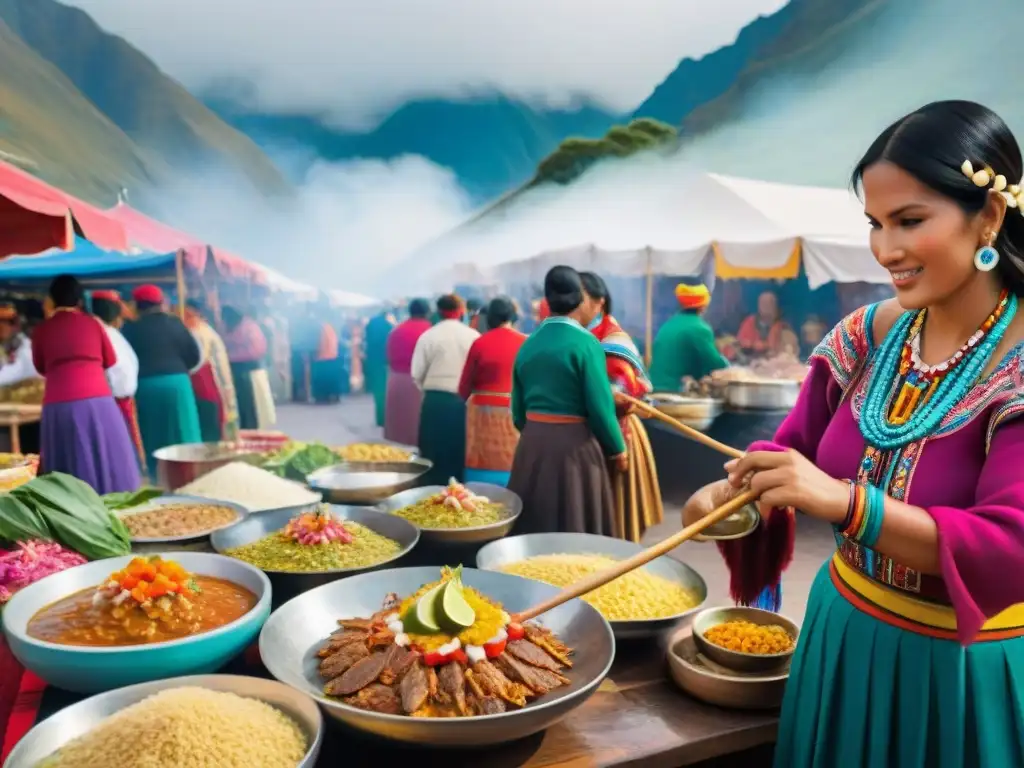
[499,554,699,621]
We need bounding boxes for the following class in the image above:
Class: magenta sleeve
[771,357,844,457]
[927,416,1024,644]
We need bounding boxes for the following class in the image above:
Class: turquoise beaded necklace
[858,293,1018,449]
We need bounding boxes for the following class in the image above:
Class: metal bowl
[648,394,723,431]
[724,379,800,411]
[117,494,250,545]
[259,566,615,747]
[306,459,433,505]
[2,674,323,768]
[475,533,707,639]
[2,552,272,693]
[376,483,522,544]
[210,503,420,595]
[693,502,761,541]
[690,606,799,674]
[666,627,789,711]
[153,441,265,490]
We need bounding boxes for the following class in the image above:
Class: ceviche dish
[26,556,258,646]
[316,567,573,717]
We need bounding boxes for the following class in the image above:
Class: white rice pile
[175,462,321,512]
[38,687,307,768]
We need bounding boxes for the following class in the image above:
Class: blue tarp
[0,237,175,286]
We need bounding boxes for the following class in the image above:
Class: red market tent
[0,160,129,257]
[106,203,266,283]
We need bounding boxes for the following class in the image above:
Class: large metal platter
[210,503,420,594]
[375,483,522,544]
[476,532,707,639]
[259,566,615,747]
[117,494,250,545]
[3,674,323,768]
[306,459,433,505]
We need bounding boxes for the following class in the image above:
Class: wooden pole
[175,249,187,320]
[644,246,654,366]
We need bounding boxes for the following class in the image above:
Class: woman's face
[578,290,604,326]
[861,161,1002,310]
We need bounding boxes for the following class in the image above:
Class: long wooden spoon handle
[513,488,759,623]
[618,393,744,460]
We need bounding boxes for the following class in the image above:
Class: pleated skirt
[136,373,202,479]
[417,389,466,486]
[775,562,1024,768]
[611,414,663,543]
[384,371,422,447]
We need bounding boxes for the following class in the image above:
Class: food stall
[1,439,788,767]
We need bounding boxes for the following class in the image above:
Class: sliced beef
[379,645,417,685]
[338,618,373,632]
[494,652,570,695]
[319,642,370,680]
[437,661,468,715]
[471,659,529,707]
[524,624,573,667]
[506,638,564,672]
[318,630,368,657]
[399,662,430,714]
[478,696,507,715]
[325,651,389,696]
[344,683,402,715]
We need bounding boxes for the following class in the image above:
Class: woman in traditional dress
[458,296,526,486]
[33,276,140,493]
[184,299,237,441]
[91,290,144,468]
[384,298,432,445]
[364,308,395,426]
[223,306,275,431]
[311,317,342,404]
[508,266,627,535]
[648,283,729,391]
[412,294,479,485]
[579,272,664,542]
[684,101,1024,767]
[122,284,202,479]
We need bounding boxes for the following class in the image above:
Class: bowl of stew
[1,552,272,694]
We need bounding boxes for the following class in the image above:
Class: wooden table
[0,404,41,454]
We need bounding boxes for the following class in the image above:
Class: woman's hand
[612,391,637,416]
[681,480,738,527]
[724,449,848,524]
[610,452,630,474]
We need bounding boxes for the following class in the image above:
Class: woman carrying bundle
[508,266,626,535]
[33,275,140,493]
[579,272,663,542]
[684,101,1024,767]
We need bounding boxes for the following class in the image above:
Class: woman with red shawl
[579,272,664,542]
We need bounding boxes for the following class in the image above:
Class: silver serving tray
[117,494,250,545]
[210,503,420,593]
[3,674,323,768]
[259,566,615,747]
[724,379,800,411]
[476,532,707,639]
[306,459,432,505]
[376,483,522,544]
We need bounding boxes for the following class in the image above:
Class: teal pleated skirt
[136,373,202,479]
[775,561,1024,768]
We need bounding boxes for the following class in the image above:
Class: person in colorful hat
[90,290,144,468]
[32,276,140,493]
[648,282,729,391]
[122,284,202,479]
[686,101,1024,768]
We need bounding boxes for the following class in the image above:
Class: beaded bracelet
[840,481,867,539]
[858,484,886,549]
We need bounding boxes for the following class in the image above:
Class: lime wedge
[401,581,445,635]
[438,576,476,632]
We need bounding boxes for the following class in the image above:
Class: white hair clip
[962,160,1024,216]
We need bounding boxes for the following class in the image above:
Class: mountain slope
[666,0,1024,186]
[211,94,617,201]
[0,17,164,204]
[0,0,290,199]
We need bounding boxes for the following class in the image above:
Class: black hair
[543,265,583,316]
[485,296,517,328]
[92,298,121,324]
[436,294,462,315]
[136,300,161,313]
[408,298,430,319]
[578,271,613,315]
[466,298,483,313]
[49,274,82,309]
[852,100,1024,296]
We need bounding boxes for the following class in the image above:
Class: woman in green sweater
[508,266,627,535]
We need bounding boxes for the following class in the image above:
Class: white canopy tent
[327,290,380,309]
[256,263,318,301]
[408,166,888,292]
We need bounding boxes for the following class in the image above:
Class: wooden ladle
[616,392,744,460]
[513,487,758,623]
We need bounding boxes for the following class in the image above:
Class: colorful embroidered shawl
[588,314,652,398]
